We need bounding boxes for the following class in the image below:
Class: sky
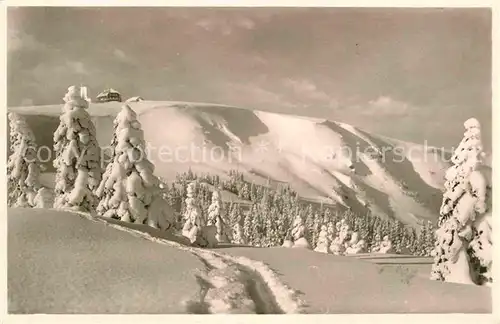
[7,7,492,151]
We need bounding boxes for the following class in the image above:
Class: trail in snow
[70,210,307,314]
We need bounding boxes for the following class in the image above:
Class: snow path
[70,210,307,314]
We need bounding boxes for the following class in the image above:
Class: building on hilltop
[96,88,122,103]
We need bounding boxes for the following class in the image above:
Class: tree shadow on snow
[98,216,192,246]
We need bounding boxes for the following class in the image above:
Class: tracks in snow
[185,250,283,314]
[72,211,308,314]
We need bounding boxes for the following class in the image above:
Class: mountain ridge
[8,100,479,229]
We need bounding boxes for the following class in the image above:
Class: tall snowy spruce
[314,224,331,254]
[431,118,492,285]
[53,86,102,212]
[291,214,311,249]
[207,189,232,243]
[7,113,48,207]
[182,182,217,247]
[95,104,174,229]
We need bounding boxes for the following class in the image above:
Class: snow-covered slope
[8,100,479,228]
[9,208,490,314]
[221,247,491,313]
[8,208,204,313]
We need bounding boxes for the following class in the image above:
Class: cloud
[113,48,130,61]
[224,82,297,109]
[66,61,88,75]
[28,60,89,85]
[283,78,339,108]
[361,96,411,116]
[8,29,43,52]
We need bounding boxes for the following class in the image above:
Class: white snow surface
[8,208,491,314]
[93,211,308,314]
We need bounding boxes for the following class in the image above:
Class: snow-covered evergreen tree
[7,113,48,208]
[282,230,294,248]
[181,182,217,246]
[304,204,315,244]
[314,224,331,253]
[95,104,174,229]
[207,189,232,243]
[232,221,246,245]
[467,160,493,285]
[311,212,322,248]
[231,205,246,245]
[243,209,253,244]
[468,166,492,285]
[330,219,350,255]
[239,183,250,200]
[53,85,102,212]
[291,214,310,249]
[375,235,394,254]
[431,118,492,285]
[249,204,263,246]
[266,207,281,246]
[327,221,335,242]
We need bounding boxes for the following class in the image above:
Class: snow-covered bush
[431,118,492,285]
[53,85,102,212]
[207,189,232,243]
[95,104,174,229]
[7,113,47,208]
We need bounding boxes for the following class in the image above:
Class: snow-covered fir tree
[375,235,394,254]
[265,207,281,246]
[95,104,174,229]
[431,118,492,285]
[314,224,331,253]
[181,182,217,246]
[304,204,315,244]
[7,113,48,208]
[291,214,310,249]
[207,189,232,243]
[243,208,253,244]
[231,205,246,245]
[239,183,250,200]
[467,165,492,285]
[53,85,102,212]
[327,221,335,242]
[311,212,322,248]
[249,204,263,246]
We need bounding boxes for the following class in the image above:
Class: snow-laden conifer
[431,118,492,285]
[207,189,232,243]
[53,85,102,211]
[314,224,331,253]
[7,113,48,207]
[96,104,174,229]
[291,214,310,249]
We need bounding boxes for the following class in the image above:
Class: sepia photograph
[5,5,493,315]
